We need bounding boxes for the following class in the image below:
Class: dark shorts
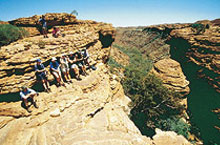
[36,72,47,81]
[77,61,84,68]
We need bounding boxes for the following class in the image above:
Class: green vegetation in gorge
[107,56,123,73]
[0,24,29,46]
[109,44,189,138]
[156,117,191,139]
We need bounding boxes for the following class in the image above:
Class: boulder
[50,108,60,117]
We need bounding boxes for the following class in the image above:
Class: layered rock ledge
[152,58,190,95]
[0,14,115,95]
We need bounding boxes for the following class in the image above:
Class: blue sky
[0,0,220,26]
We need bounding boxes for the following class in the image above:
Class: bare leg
[24,99,28,108]
[42,80,47,91]
[58,73,65,86]
[63,72,68,82]
[42,28,48,38]
[66,71,71,80]
[30,94,38,108]
[46,80,50,90]
[73,68,80,80]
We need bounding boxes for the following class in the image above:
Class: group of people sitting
[20,48,91,112]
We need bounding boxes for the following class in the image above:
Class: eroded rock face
[0,62,191,145]
[9,13,77,26]
[8,13,76,36]
[0,16,115,95]
[152,58,190,95]
[0,63,152,145]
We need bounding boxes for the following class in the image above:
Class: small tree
[70,10,78,16]
[0,24,29,46]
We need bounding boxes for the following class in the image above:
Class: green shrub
[0,24,29,46]
[37,40,46,49]
[107,56,123,73]
[112,44,185,136]
[123,73,184,120]
[191,23,205,34]
[113,44,152,72]
[124,69,185,136]
[156,117,191,138]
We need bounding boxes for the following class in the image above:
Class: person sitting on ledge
[35,59,51,92]
[81,48,96,70]
[75,51,88,76]
[52,26,62,38]
[68,51,81,80]
[20,86,39,113]
[81,48,92,69]
[50,57,65,87]
[60,54,72,83]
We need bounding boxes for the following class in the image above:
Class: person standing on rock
[60,54,72,83]
[50,57,65,87]
[68,52,81,80]
[38,15,48,38]
[20,86,39,112]
[35,59,51,92]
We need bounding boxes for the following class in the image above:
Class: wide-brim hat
[61,53,66,57]
[51,57,57,61]
[36,59,41,62]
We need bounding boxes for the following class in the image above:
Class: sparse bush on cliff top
[0,24,29,46]
[190,23,206,35]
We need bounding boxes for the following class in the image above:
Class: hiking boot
[45,89,50,93]
[66,81,71,84]
[82,72,86,76]
[56,83,61,87]
[26,107,32,113]
[33,102,39,108]
[61,83,66,87]
[77,77,82,81]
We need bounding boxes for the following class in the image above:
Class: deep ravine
[168,37,220,145]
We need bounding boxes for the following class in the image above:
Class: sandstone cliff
[0,13,192,145]
[114,19,220,144]
[147,20,220,93]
